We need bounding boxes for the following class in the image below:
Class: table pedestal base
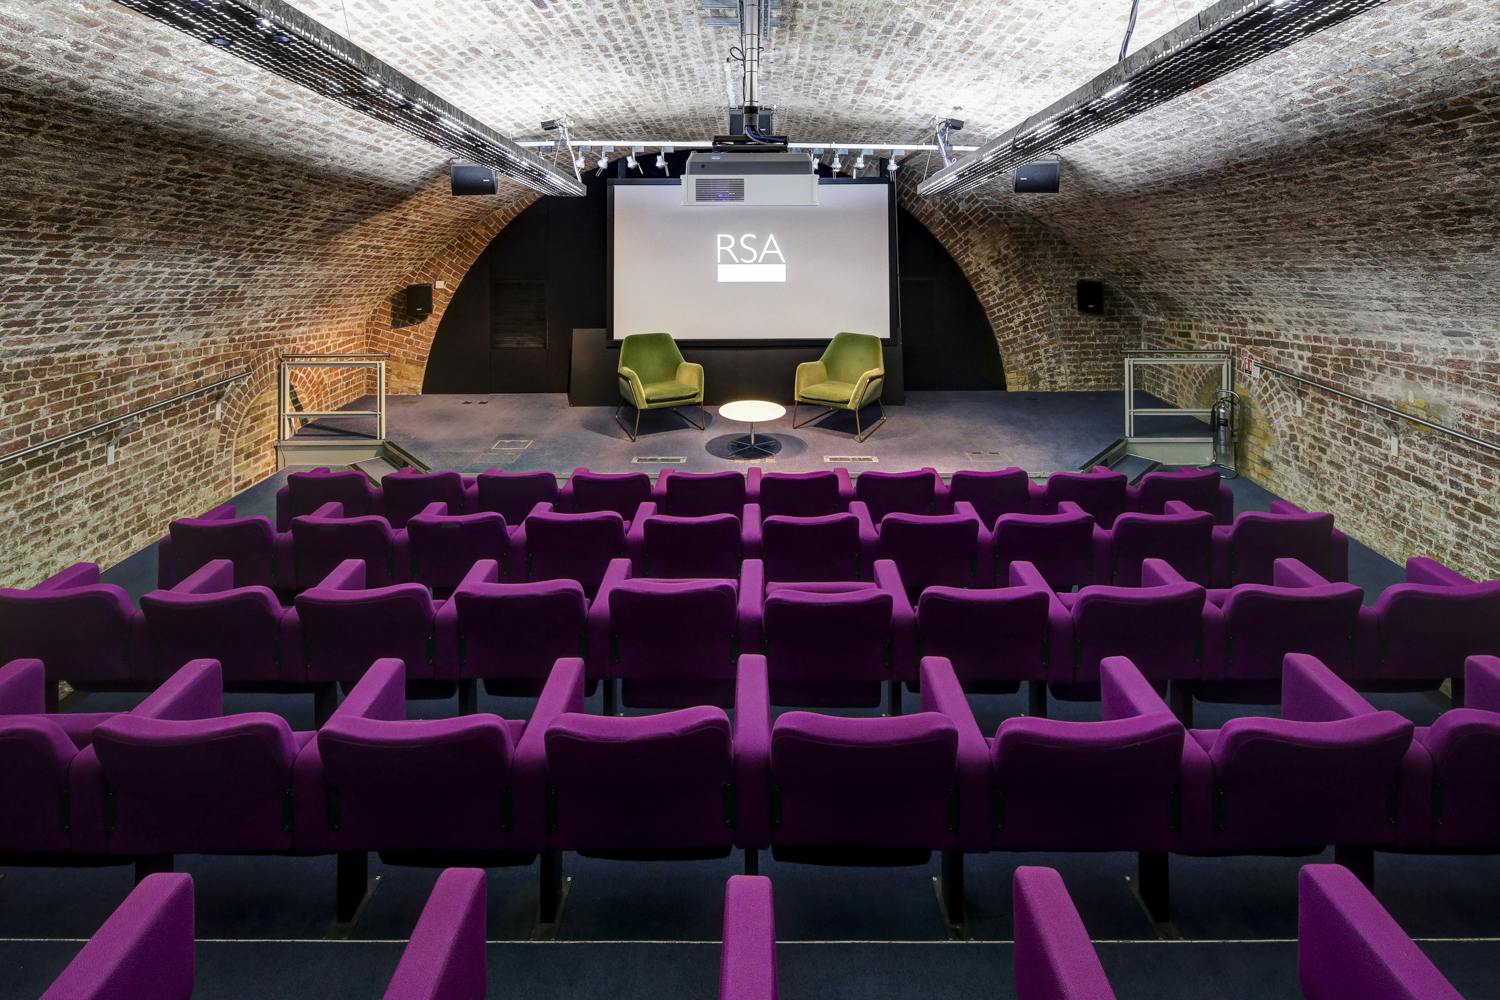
[727,425,781,459]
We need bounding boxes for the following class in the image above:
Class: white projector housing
[681,151,818,206]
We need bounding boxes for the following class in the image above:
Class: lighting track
[918,0,1390,198]
[112,0,585,197]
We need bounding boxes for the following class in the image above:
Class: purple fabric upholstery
[0,657,48,714]
[277,467,380,531]
[991,658,1185,851]
[1469,654,1500,712]
[1354,557,1500,690]
[1037,468,1128,528]
[720,875,778,1000]
[562,469,652,522]
[854,468,941,523]
[407,504,511,592]
[383,868,487,1000]
[1211,502,1350,585]
[0,562,150,696]
[475,470,559,525]
[1298,864,1463,1000]
[1127,468,1234,524]
[293,560,452,683]
[877,511,992,597]
[382,470,469,529]
[1102,503,1215,586]
[515,507,628,595]
[290,502,405,588]
[917,657,998,853]
[158,505,280,589]
[747,469,853,517]
[40,872,195,1000]
[141,560,299,684]
[0,658,106,852]
[993,507,1101,591]
[760,586,893,707]
[655,469,747,517]
[1408,657,1500,848]
[916,581,1057,691]
[1012,867,1117,1000]
[945,468,1032,524]
[760,511,876,582]
[634,513,743,580]
[1056,571,1207,689]
[734,656,773,850]
[452,561,587,696]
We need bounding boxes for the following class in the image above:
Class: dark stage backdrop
[422,156,1003,402]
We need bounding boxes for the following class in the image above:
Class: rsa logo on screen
[717,234,786,283]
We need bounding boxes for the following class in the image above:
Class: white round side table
[717,399,787,459]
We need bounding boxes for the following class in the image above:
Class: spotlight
[659,147,674,176]
[624,152,637,171]
[830,153,843,173]
[574,151,586,171]
[595,148,612,176]
[853,153,866,173]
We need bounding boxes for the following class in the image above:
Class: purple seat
[382,470,469,529]
[513,507,628,596]
[451,561,587,698]
[0,562,150,708]
[1101,502,1215,586]
[877,510,992,598]
[157,503,281,590]
[1012,867,1118,1000]
[383,868,488,1000]
[1298,864,1464,1000]
[1128,467,1233,524]
[759,586,894,709]
[292,559,456,685]
[1034,467,1128,528]
[561,469,653,524]
[758,511,877,583]
[475,469,559,525]
[853,468,941,524]
[916,577,1059,709]
[1211,500,1350,585]
[944,468,1032,524]
[1353,557,1500,699]
[993,505,1102,591]
[747,468,853,517]
[141,560,300,686]
[542,657,767,872]
[1405,655,1500,850]
[720,875,778,1000]
[406,503,512,593]
[276,467,380,531]
[290,501,406,589]
[631,513,745,580]
[40,872,194,1000]
[654,469,748,517]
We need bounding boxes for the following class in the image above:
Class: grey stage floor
[297,390,1202,476]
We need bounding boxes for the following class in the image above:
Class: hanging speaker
[1077,281,1104,314]
[404,284,433,320]
[1014,161,1060,193]
[451,164,498,196]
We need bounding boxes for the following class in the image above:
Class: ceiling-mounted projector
[682,151,818,207]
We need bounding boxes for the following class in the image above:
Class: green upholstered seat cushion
[799,380,858,405]
[643,379,700,403]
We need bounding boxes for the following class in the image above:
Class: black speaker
[1077,280,1104,314]
[450,164,497,196]
[1014,161,1061,193]
[403,284,433,321]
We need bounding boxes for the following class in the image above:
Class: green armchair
[616,332,705,441]
[792,332,887,442]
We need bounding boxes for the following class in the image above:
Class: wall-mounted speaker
[1077,280,1104,314]
[1014,161,1061,193]
[451,164,498,196]
[404,284,434,320]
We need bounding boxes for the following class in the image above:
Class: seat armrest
[733,654,772,850]
[0,658,46,714]
[199,503,237,522]
[334,658,406,723]
[1139,557,1188,588]
[1273,557,1331,589]
[626,513,649,569]
[1269,499,1306,516]
[1007,561,1070,679]
[383,868,487,1000]
[1008,560,1051,590]
[1091,524,1111,582]
[512,658,587,847]
[1282,653,1376,722]
[133,660,223,720]
[794,360,829,399]
[741,504,764,557]
[171,559,237,595]
[676,360,705,391]
[617,367,646,407]
[40,873,195,1000]
[849,501,878,577]
[558,469,586,513]
[874,560,917,679]
[918,656,990,852]
[587,559,636,678]
[1161,500,1195,516]
[312,558,366,592]
[456,559,502,591]
[1026,481,1044,513]
[1465,655,1500,712]
[832,467,855,505]
[720,875,777,1000]
[1216,484,1235,524]
[1405,556,1471,588]
[745,467,763,502]
[36,562,101,591]
[309,501,344,518]
[416,501,449,519]
[651,469,672,506]
[276,486,291,532]
[1013,866,1116,1000]
[737,560,765,651]
[1100,656,1175,721]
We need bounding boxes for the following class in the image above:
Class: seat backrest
[1221,584,1363,678]
[166,516,276,588]
[821,332,884,383]
[453,581,587,687]
[762,513,861,582]
[317,716,515,851]
[1369,582,1500,681]
[1420,708,1500,845]
[1135,468,1223,516]
[407,511,510,591]
[382,471,467,529]
[993,512,1097,590]
[544,708,734,851]
[287,469,376,521]
[609,580,739,680]
[949,468,1031,526]
[568,471,652,520]
[763,588,891,706]
[0,586,139,686]
[141,587,284,684]
[1226,511,1335,584]
[295,584,437,683]
[662,471,746,517]
[757,471,845,518]
[641,514,743,580]
[1069,584,1205,684]
[1042,470,1128,528]
[855,470,938,523]
[92,713,300,853]
[619,332,685,384]
[878,514,982,596]
[1108,510,1215,585]
[523,511,627,593]
[475,470,559,524]
[290,515,396,588]
[917,587,1052,688]
[770,711,956,849]
[0,718,79,852]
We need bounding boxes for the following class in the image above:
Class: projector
[682,151,818,207]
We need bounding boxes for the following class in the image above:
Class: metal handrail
[1258,363,1500,457]
[279,353,391,360]
[0,370,251,466]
